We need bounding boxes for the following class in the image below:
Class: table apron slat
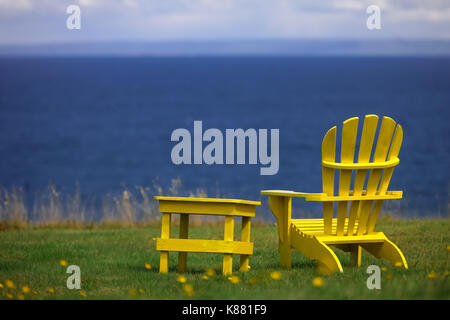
[156,238,253,255]
[158,200,256,217]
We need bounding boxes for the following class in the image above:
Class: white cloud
[0,0,32,10]
[77,0,103,7]
[123,0,139,9]
[331,0,365,11]
[387,7,450,22]
[0,0,449,44]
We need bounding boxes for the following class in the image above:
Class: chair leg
[350,245,362,267]
[268,196,292,268]
[361,235,408,269]
[279,242,292,268]
[332,244,362,267]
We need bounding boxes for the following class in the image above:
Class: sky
[0,0,449,45]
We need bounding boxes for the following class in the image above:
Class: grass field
[0,218,449,300]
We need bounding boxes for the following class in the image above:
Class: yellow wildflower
[17,293,25,300]
[248,277,258,285]
[427,272,437,279]
[22,286,31,294]
[205,268,216,277]
[60,260,68,267]
[270,271,282,280]
[32,290,38,295]
[176,275,187,283]
[446,245,450,252]
[80,291,87,297]
[386,273,393,280]
[138,288,144,294]
[381,266,387,272]
[228,275,241,284]
[128,289,137,297]
[202,275,209,280]
[312,277,324,287]
[0,283,3,289]
[444,271,449,277]
[47,287,55,293]
[6,293,13,299]
[5,280,15,289]
[394,262,403,267]
[183,284,194,297]
[144,263,151,270]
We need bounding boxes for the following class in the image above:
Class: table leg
[178,214,189,272]
[159,213,171,273]
[223,216,234,275]
[239,216,251,272]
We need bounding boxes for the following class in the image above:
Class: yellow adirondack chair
[261,115,408,274]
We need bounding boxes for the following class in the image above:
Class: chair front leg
[268,195,292,268]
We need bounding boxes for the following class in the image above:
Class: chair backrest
[321,115,403,236]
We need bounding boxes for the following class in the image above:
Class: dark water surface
[0,57,448,218]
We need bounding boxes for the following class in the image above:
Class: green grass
[0,218,449,300]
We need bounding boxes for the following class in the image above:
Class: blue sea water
[0,57,448,219]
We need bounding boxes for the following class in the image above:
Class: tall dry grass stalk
[0,187,28,229]
[0,178,223,230]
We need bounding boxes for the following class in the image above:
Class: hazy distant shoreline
[1,39,450,57]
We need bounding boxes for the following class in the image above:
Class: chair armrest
[306,191,403,201]
[261,190,402,201]
[260,190,325,200]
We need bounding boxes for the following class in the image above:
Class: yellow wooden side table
[154,196,260,275]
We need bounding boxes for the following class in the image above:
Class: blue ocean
[0,57,448,219]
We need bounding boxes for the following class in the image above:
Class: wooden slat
[378,124,403,194]
[156,238,253,255]
[322,157,398,169]
[293,218,359,232]
[155,196,261,206]
[294,222,360,228]
[261,190,324,198]
[158,200,256,217]
[294,224,354,230]
[365,117,397,194]
[299,226,359,232]
[317,233,386,245]
[366,200,383,233]
[304,191,402,201]
[337,117,359,235]
[322,126,337,234]
[357,117,396,235]
[294,226,360,231]
[366,124,403,233]
[346,200,360,236]
[357,200,374,235]
[292,218,356,224]
[347,115,378,235]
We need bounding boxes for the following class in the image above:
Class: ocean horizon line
[1,39,450,57]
